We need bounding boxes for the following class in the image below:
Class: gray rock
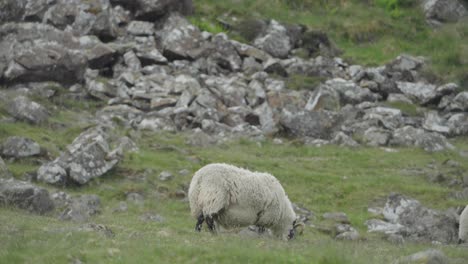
[127,20,155,36]
[368,193,459,244]
[0,178,54,214]
[7,96,49,124]
[37,127,121,185]
[263,58,288,77]
[386,54,425,73]
[157,13,206,61]
[113,201,128,213]
[253,102,277,134]
[0,0,26,23]
[393,249,449,264]
[0,157,12,179]
[396,82,450,106]
[159,171,173,181]
[1,136,41,158]
[391,126,454,152]
[335,224,360,241]
[253,20,292,59]
[325,78,379,106]
[242,57,263,75]
[423,0,467,24]
[208,33,243,72]
[445,92,468,112]
[422,111,450,134]
[231,40,271,63]
[305,85,341,111]
[280,110,342,139]
[60,194,101,222]
[85,43,117,69]
[331,132,359,147]
[362,107,404,130]
[363,127,392,147]
[447,113,468,136]
[0,23,87,84]
[50,191,72,209]
[136,48,168,65]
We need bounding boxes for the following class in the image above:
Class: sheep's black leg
[206,215,216,233]
[257,226,266,234]
[195,214,204,232]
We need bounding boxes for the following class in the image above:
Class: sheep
[459,205,468,244]
[188,163,301,240]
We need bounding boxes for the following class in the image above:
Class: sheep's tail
[199,185,228,217]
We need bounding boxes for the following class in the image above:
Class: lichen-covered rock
[59,194,101,222]
[6,96,49,124]
[366,193,459,244]
[1,136,41,158]
[37,127,122,185]
[157,13,206,61]
[423,0,467,24]
[280,110,342,139]
[327,78,380,105]
[254,20,292,59]
[0,23,87,84]
[0,178,54,214]
[391,126,454,152]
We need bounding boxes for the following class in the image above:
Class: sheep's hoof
[195,214,204,232]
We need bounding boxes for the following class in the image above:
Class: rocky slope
[1,0,468,253]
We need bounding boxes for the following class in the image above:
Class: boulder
[366,193,459,244]
[157,13,206,61]
[127,20,155,36]
[0,178,54,214]
[423,0,467,24]
[6,96,49,124]
[1,136,41,158]
[37,127,122,185]
[391,126,454,152]
[253,20,292,59]
[60,194,101,222]
[324,78,380,106]
[280,110,342,139]
[422,111,450,134]
[0,23,87,84]
[447,113,468,136]
[396,82,437,105]
[0,0,26,23]
[363,127,392,147]
[445,91,468,112]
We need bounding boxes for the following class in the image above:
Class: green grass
[191,0,468,87]
[1,130,468,263]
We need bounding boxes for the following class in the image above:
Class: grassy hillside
[191,0,468,87]
[1,115,468,262]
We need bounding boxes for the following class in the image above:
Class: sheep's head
[287,219,305,240]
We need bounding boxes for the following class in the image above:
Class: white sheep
[459,205,468,244]
[188,163,301,240]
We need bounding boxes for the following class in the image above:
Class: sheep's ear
[294,221,305,236]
